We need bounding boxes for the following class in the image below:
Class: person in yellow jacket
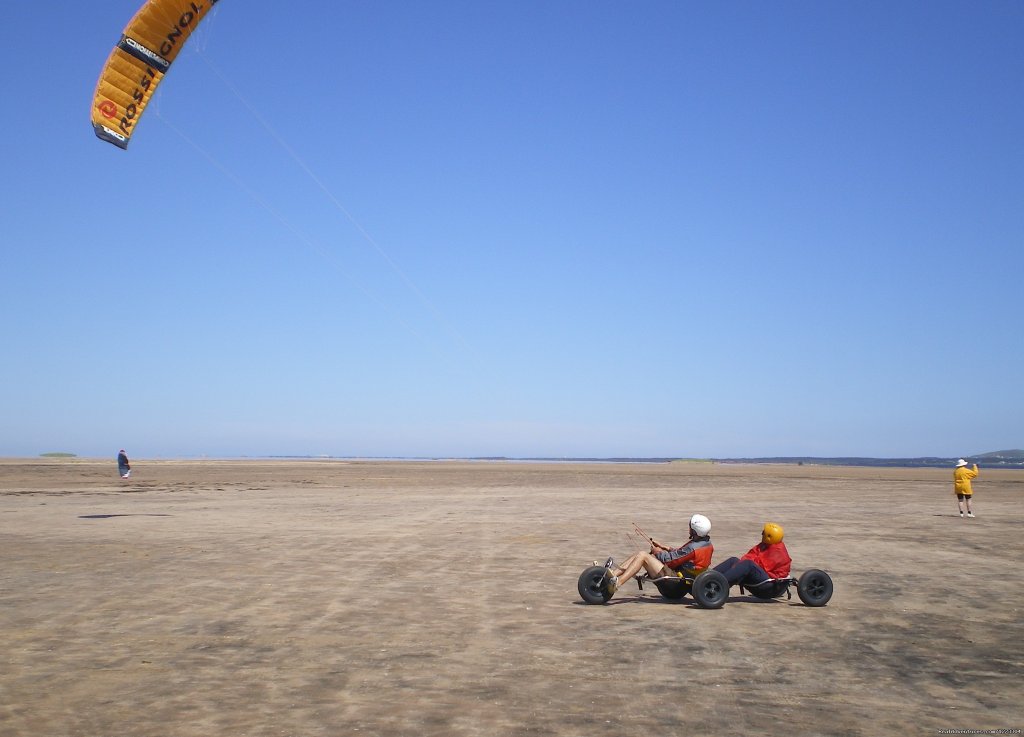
[954,459,979,518]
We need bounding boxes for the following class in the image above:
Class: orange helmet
[761,522,784,545]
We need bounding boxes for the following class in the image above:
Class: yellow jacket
[954,464,979,495]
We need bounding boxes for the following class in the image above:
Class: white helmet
[689,513,711,537]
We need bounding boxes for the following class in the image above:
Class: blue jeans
[713,557,770,586]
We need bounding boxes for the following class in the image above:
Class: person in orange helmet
[713,522,791,587]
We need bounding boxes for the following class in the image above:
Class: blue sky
[1,1,1021,459]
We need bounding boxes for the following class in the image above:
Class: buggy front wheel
[578,565,614,604]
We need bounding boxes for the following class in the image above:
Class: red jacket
[740,541,791,579]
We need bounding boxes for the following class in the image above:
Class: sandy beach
[1,458,1021,736]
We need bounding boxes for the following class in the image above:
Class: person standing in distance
[954,458,979,518]
[117,449,131,479]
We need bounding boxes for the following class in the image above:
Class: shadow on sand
[574,593,794,607]
[79,514,172,519]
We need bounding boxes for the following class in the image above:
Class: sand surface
[1,458,1021,737]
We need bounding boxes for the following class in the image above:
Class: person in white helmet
[602,514,713,594]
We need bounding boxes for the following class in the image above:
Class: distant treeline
[482,453,1024,469]
[470,456,1024,468]
[716,454,1024,469]
[249,452,1024,469]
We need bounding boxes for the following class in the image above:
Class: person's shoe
[967,512,975,518]
[602,574,618,595]
[603,557,615,569]
[960,512,964,518]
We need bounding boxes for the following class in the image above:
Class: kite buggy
[577,521,833,609]
[577,561,833,608]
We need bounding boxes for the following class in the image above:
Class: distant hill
[974,449,1024,462]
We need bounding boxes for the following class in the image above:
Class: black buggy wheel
[692,570,729,609]
[746,579,790,599]
[797,569,833,607]
[653,577,692,601]
[578,565,615,604]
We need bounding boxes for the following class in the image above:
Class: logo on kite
[91,0,221,149]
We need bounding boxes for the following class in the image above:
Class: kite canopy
[91,0,220,149]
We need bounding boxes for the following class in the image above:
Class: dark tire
[692,570,729,609]
[653,577,692,600]
[578,565,614,604]
[746,580,789,599]
[797,569,833,607]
